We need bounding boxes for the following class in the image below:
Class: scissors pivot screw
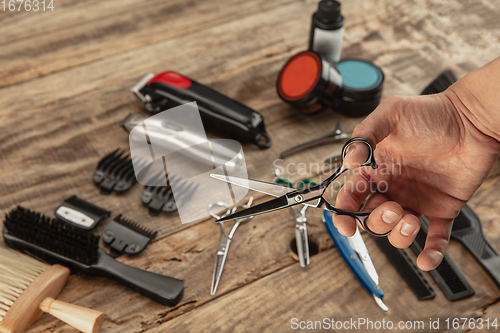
[294,195,304,203]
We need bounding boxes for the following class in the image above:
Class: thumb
[351,96,408,146]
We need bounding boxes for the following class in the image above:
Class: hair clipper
[131,72,272,149]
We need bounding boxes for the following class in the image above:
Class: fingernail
[400,222,416,236]
[382,210,400,224]
[346,144,356,158]
[427,250,444,267]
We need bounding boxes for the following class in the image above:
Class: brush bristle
[0,247,49,321]
[4,207,100,265]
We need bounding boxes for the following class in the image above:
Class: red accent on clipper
[149,72,192,89]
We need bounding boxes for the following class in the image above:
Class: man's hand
[335,88,500,271]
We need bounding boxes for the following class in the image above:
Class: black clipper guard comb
[102,215,157,258]
[93,149,136,195]
[55,195,110,230]
[374,237,435,300]
[410,216,475,301]
[141,175,198,216]
[451,204,500,289]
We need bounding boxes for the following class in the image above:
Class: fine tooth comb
[374,237,435,300]
[102,215,157,258]
[141,175,198,216]
[0,246,105,333]
[93,149,136,195]
[420,69,457,95]
[3,207,184,307]
[451,204,500,289]
[55,195,111,230]
[410,216,475,301]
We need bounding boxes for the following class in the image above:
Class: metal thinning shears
[275,178,317,268]
[211,137,387,237]
[209,198,253,295]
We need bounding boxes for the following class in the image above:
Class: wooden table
[1,0,500,332]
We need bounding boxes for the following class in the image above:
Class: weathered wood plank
[22,175,500,333]
[1,0,500,332]
[144,238,500,333]
[0,0,295,88]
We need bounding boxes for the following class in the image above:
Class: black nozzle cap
[317,0,341,21]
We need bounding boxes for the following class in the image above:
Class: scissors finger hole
[208,202,231,219]
[357,216,391,237]
[341,138,377,170]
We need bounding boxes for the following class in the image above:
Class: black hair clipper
[131,72,272,149]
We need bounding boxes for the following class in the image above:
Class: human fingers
[361,193,420,245]
[361,198,404,236]
[351,96,409,146]
[416,217,453,271]
[333,172,372,236]
[387,210,421,248]
[343,141,370,170]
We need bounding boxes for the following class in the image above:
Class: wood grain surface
[1,0,500,332]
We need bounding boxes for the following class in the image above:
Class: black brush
[451,204,500,289]
[410,216,474,301]
[102,215,157,257]
[93,149,136,195]
[420,69,457,95]
[3,207,183,306]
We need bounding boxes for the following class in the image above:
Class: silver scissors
[292,205,310,267]
[209,198,253,295]
[211,138,387,237]
[274,178,315,268]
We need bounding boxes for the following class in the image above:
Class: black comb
[141,175,198,216]
[451,204,500,289]
[3,206,183,306]
[374,237,435,300]
[93,149,136,195]
[102,215,157,257]
[420,69,457,95]
[410,216,474,301]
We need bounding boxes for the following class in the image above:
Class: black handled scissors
[211,137,388,237]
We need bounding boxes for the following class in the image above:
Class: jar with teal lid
[334,58,384,117]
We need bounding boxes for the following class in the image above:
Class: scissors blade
[216,195,290,223]
[210,174,295,197]
[211,237,231,295]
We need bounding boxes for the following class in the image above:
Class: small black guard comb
[93,149,136,195]
[102,215,157,257]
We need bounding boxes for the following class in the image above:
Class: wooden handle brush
[0,247,105,333]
